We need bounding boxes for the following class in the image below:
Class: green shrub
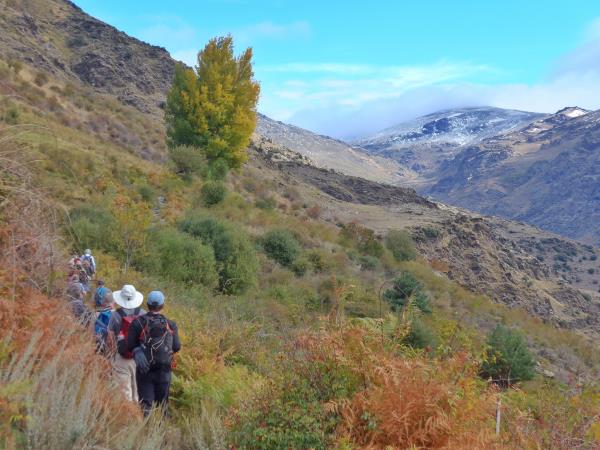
[384,272,431,313]
[179,215,258,294]
[69,205,115,254]
[137,184,156,203]
[201,181,227,206]
[404,318,438,350]
[480,325,536,385]
[291,257,310,277]
[3,105,20,125]
[254,196,277,210]
[169,145,207,178]
[339,222,383,257]
[145,227,218,288]
[422,226,441,239]
[207,158,229,180]
[358,255,379,271]
[262,229,301,267]
[385,229,417,262]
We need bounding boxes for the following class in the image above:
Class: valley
[2,0,600,448]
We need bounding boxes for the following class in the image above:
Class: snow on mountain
[351,107,546,179]
[355,106,545,151]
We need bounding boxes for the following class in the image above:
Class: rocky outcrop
[256,114,405,185]
[0,0,176,117]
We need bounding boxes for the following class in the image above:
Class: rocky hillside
[256,114,404,184]
[428,107,600,245]
[354,107,544,181]
[0,0,174,118]
[252,142,600,343]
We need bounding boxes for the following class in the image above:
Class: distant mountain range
[427,106,599,244]
[354,107,545,181]
[351,105,600,245]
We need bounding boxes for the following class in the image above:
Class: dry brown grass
[0,133,170,449]
[339,352,500,449]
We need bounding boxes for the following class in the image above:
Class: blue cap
[147,290,165,307]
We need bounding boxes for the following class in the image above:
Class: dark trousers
[137,369,172,416]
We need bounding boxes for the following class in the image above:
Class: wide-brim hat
[113,284,143,309]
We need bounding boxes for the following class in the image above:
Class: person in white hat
[107,284,146,402]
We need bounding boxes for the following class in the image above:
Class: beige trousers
[113,353,138,402]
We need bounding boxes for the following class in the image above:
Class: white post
[495,398,502,435]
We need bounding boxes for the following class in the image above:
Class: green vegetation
[385,229,417,261]
[384,271,432,313]
[481,325,536,384]
[2,53,600,449]
[145,227,218,288]
[201,180,227,206]
[168,144,207,179]
[262,228,301,267]
[339,222,383,257]
[179,215,258,294]
[165,36,260,169]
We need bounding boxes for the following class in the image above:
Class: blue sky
[74,0,600,138]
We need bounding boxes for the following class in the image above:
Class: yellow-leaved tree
[165,35,260,170]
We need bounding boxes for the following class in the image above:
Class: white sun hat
[112,284,143,309]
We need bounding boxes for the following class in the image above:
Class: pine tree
[165,36,260,169]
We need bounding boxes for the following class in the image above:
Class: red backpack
[117,308,141,359]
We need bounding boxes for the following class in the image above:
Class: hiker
[94,287,114,354]
[68,254,81,269]
[93,280,107,308]
[108,284,146,402]
[66,282,92,326]
[127,291,180,416]
[80,260,92,293]
[81,249,96,275]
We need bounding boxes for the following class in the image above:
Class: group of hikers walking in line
[66,249,181,416]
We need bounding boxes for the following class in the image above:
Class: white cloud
[261,18,600,140]
[258,61,492,136]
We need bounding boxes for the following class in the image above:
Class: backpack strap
[117,308,126,318]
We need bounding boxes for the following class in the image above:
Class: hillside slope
[4,3,600,446]
[3,0,600,347]
[256,114,404,184]
[253,141,600,341]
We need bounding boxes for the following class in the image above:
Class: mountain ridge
[428,107,600,244]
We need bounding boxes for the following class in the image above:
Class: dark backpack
[117,308,141,359]
[94,309,112,353]
[140,314,174,369]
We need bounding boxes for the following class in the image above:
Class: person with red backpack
[108,284,146,402]
[126,290,180,416]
